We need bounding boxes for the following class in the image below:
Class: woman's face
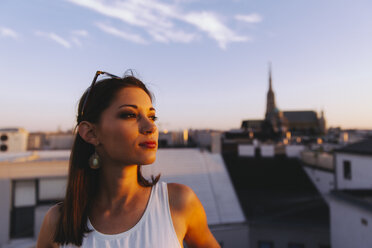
[95,87,158,166]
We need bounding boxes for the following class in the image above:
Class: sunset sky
[1,0,371,132]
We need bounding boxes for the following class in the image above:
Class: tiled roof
[283,111,318,123]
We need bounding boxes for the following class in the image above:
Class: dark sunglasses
[80,71,121,117]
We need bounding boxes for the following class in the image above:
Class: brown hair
[54,75,160,246]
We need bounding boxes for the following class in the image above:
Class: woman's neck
[95,163,145,211]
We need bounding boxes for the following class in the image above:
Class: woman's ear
[78,121,99,146]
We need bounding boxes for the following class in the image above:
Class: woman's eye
[119,113,137,119]
[149,116,158,121]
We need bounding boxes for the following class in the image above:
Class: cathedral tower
[265,62,276,119]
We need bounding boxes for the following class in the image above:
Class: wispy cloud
[70,29,89,46]
[71,37,82,46]
[0,26,19,40]
[235,13,263,24]
[66,0,255,49]
[183,11,249,49]
[95,22,147,44]
[72,29,89,37]
[35,31,71,48]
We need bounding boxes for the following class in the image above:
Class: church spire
[269,61,273,91]
[265,62,276,119]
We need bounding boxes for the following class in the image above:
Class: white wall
[48,134,73,149]
[335,153,372,190]
[261,145,274,157]
[0,130,28,152]
[330,196,372,248]
[211,133,221,154]
[238,145,255,157]
[303,166,334,195]
[238,144,275,157]
[14,180,36,207]
[285,145,305,158]
[39,177,67,200]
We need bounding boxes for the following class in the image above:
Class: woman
[37,71,220,248]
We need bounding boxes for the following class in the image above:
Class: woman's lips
[139,141,157,149]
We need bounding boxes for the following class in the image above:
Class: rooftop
[0,127,27,133]
[223,155,329,228]
[335,139,372,156]
[0,151,70,179]
[331,190,372,212]
[283,111,318,123]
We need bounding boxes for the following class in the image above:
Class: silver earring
[89,151,101,169]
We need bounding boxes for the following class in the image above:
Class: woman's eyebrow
[118,104,155,111]
[118,104,138,109]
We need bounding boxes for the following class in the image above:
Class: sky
[0,0,371,132]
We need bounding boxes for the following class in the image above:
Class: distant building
[158,129,223,153]
[334,139,372,190]
[28,131,74,150]
[330,139,372,248]
[46,132,74,150]
[0,128,28,153]
[158,130,188,147]
[301,150,334,196]
[241,120,263,133]
[329,190,372,248]
[300,139,372,248]
[241,64,327,139]
[0,151,69,245]
[283,110,326,135]
[27,132,45,150]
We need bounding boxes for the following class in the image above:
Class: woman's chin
[141,156,156,165]
[137,153,157,165]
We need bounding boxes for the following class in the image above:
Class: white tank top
[61,182,181,248]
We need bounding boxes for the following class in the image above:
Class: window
[11,180,37,238]
[289,243,304,248]
[10,206,34,238]
[361,218,368,226]
[0,144,7,151]
[258,241,274,248]
[343,160,351,180]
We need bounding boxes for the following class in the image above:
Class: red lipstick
[139,141,157,149]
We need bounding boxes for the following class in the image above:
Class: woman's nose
[140,116,157,134]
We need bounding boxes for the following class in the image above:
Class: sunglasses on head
[80,71,121,117]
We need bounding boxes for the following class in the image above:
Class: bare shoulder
[167,183,220,247]
[43,203,62,231]
[46,203,62,224]
[167,183,199,213]
[167,183,205,228]
[36,203,61,248]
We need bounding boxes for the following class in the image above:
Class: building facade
[241,64,327,139]
[0,128,28,153]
